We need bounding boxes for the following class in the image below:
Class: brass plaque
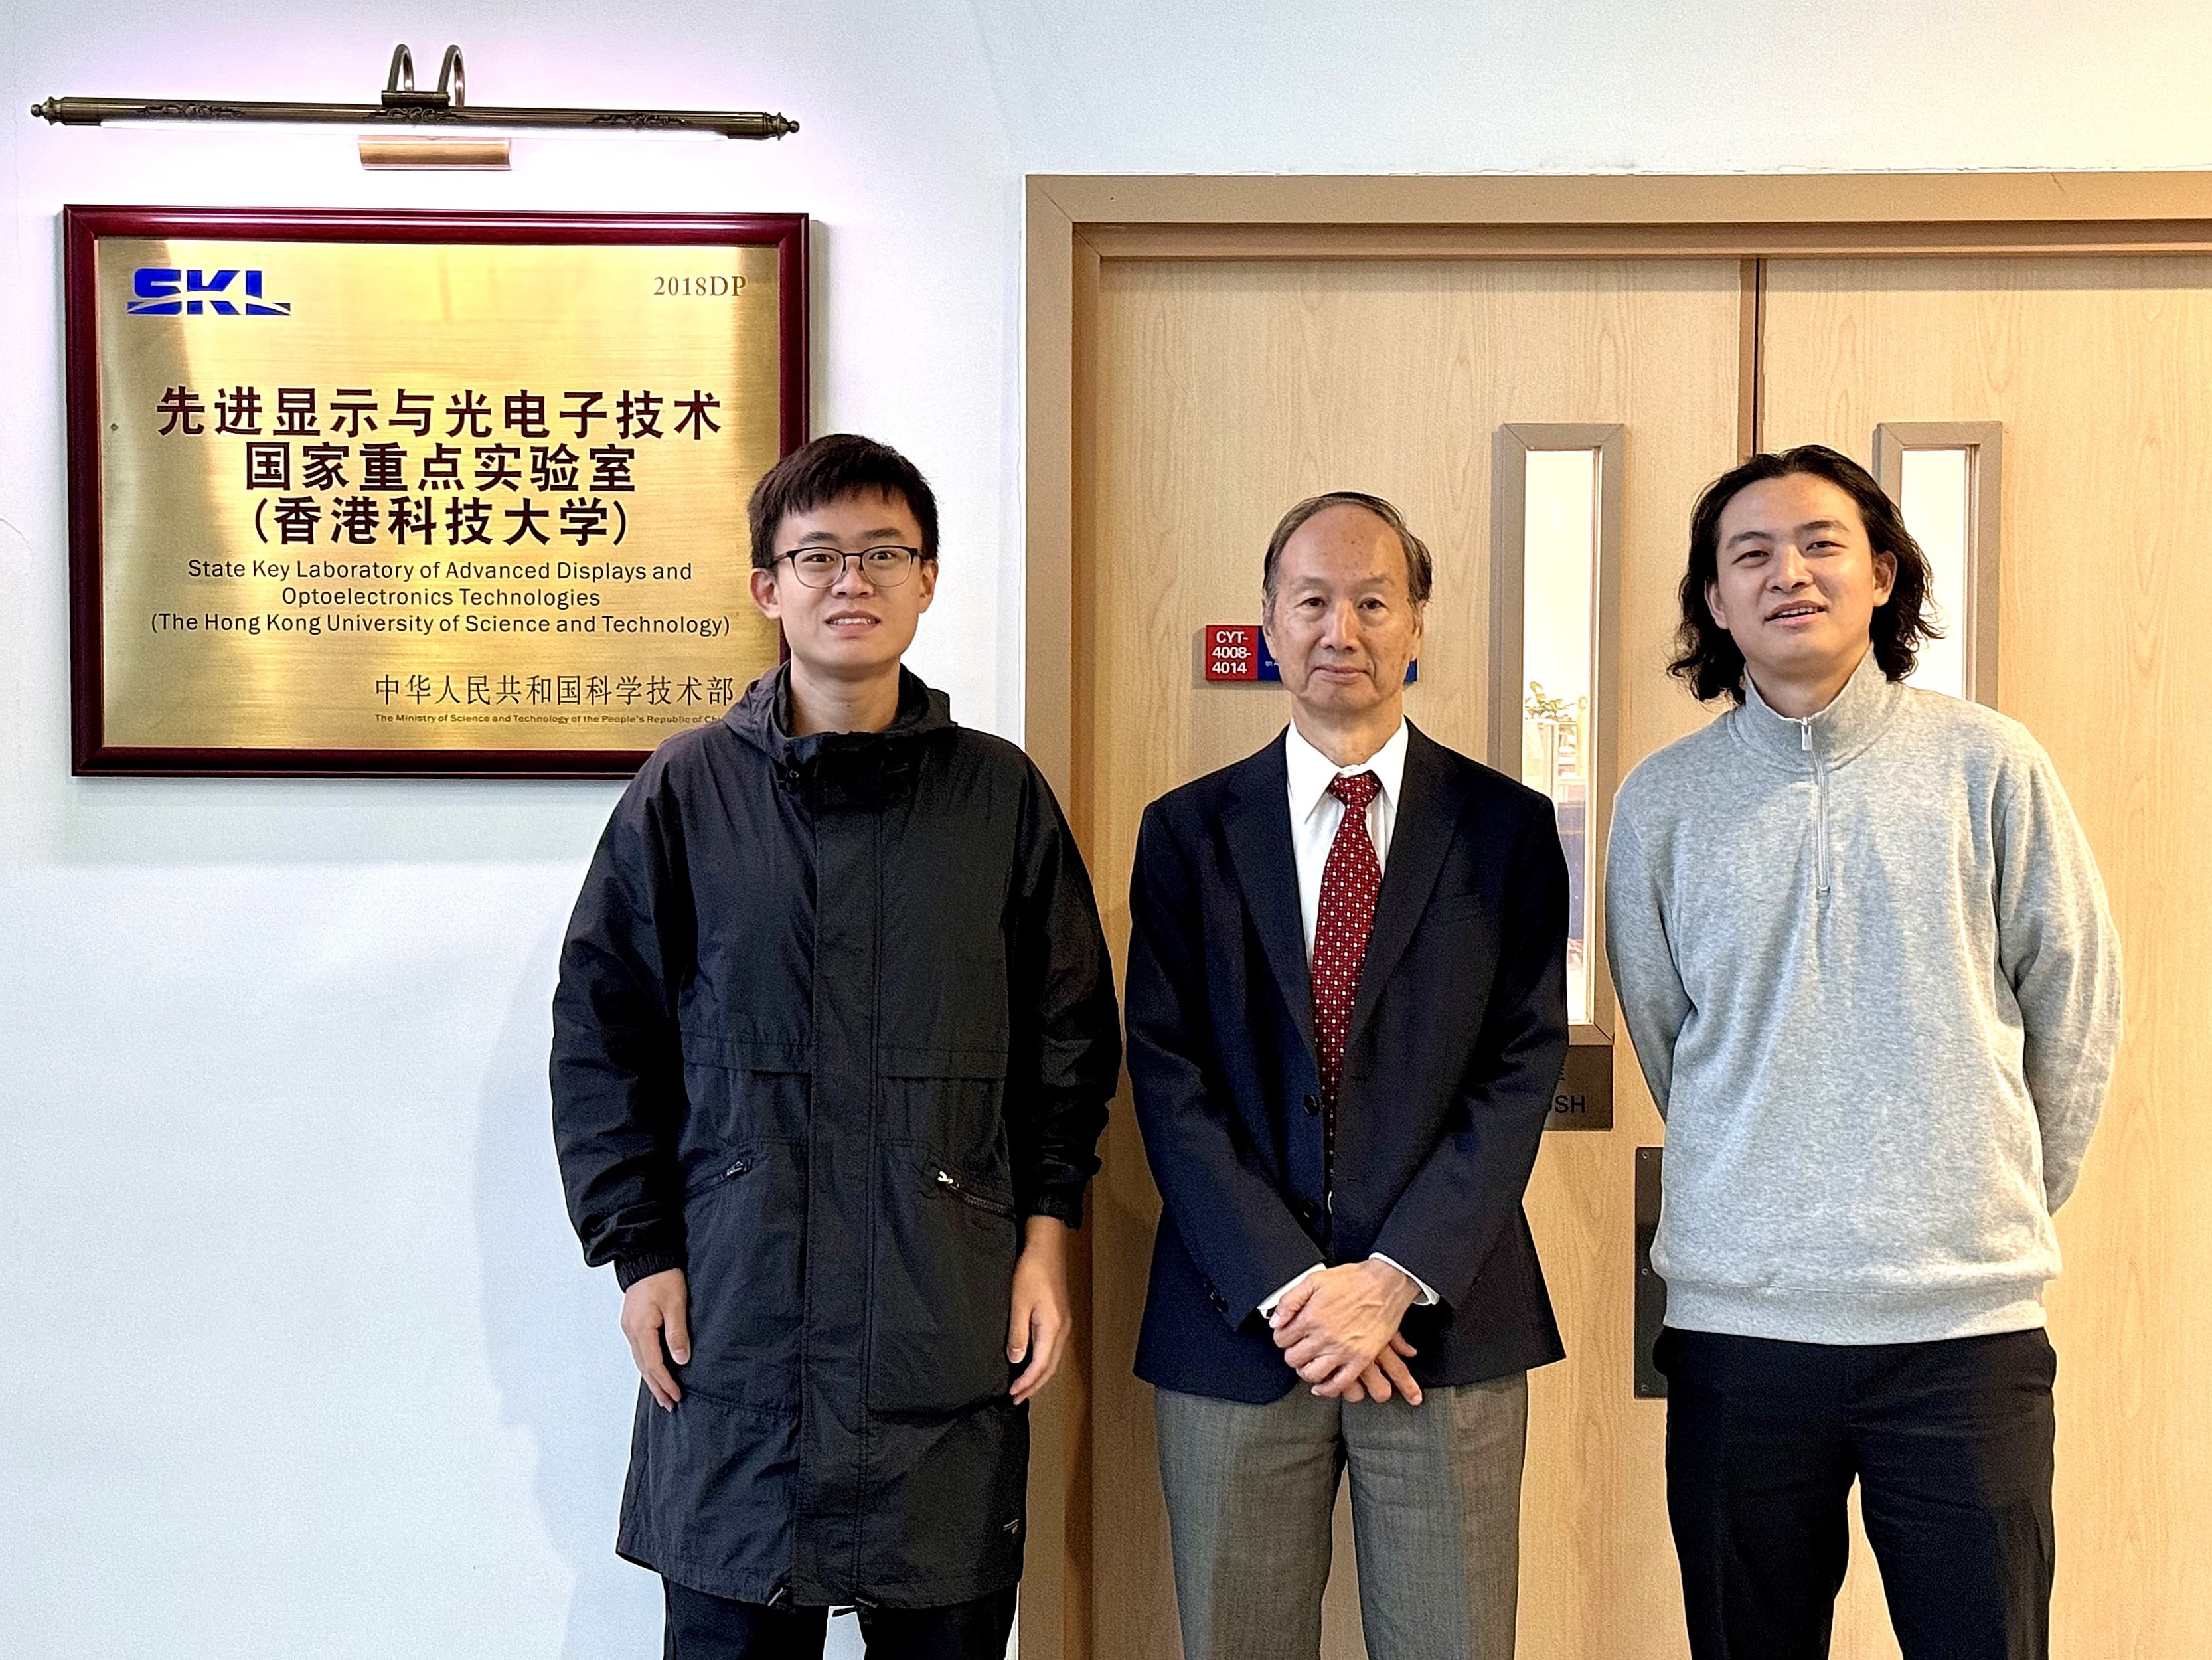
[66,207,806,775]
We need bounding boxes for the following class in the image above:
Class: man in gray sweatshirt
[1605,444,2121,1660]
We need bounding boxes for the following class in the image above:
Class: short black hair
[1671,444,1941,705]
[747,433,939,572]
[1261,491,1435,610]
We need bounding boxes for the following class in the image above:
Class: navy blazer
[1127,724,1569,1403]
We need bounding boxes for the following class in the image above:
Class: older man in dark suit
[1125,491,1569,1660]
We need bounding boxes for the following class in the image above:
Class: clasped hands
[1269,1258,1424,1406]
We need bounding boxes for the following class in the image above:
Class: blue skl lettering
[127,267,290,317]
[186,269,238,315]
[241,270,289,316]
[127,267,181,315]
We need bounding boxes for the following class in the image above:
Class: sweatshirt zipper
[935,1168,1017,1219]
[1801,716,1830,900]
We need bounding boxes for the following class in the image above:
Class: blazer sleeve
[1004,765,1123,1227]
[1126,803,1326,1325]
[1369,794,1569,1309]
[549,770,694,1289]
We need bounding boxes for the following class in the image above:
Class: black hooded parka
[552,665,1120,1609]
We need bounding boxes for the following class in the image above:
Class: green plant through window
[1524,681,1582,725]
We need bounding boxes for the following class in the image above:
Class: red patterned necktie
[1312,770,1382,1106]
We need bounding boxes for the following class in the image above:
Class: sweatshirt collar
[1731,648,1901,772]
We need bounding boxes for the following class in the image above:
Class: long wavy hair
[1670,444,1942,705]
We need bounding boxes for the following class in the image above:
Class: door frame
[1018,169,2212,1660]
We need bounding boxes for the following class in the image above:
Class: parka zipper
[685,1156,753,1198]
[1801,716,1830,900]
[935,1168,1017,1219]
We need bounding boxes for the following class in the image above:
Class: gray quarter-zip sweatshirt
[1605,652,2122,1345]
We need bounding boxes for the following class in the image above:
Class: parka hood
[724,662,954,764]
[724,663,955,806]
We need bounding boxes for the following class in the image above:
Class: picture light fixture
[31,43,799,155]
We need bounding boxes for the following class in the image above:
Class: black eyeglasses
[777,545,923,588]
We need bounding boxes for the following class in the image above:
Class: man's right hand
[1333,1331,1423,1406]
[621,1268,691,1410]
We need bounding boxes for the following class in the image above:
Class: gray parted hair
[1261,491,1435,611]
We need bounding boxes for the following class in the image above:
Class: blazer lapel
[1347,724,1461,1046]
[1220,734,1316,1057]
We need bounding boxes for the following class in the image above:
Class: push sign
[1203,625,1417,684]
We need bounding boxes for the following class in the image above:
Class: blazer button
[1303,1094,1320,1116]
[1296,1200,1320,1226]
[1208,1287,1229,1313]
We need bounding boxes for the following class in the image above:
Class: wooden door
[1073,254,1743,1659]
[1761,255,2212,1660]
[1041,187,2212,1660]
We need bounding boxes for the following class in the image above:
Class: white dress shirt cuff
[1257,1264,1325,1319]
[1370,1254,1439,1306]
[1256,1255,1438,1318]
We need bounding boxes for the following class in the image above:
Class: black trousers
[663,1581,1018,1660]
[1656,1325,2057,1660]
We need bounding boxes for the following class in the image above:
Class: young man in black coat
[552,434,1121,1659]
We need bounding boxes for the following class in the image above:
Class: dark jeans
[1656,1325,2057,1660]
[663,1581,1018,1660]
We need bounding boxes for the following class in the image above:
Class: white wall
[3,4,2207,1657]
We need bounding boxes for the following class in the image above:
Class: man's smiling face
[749,487,936,685]
[1707,472,1895,697]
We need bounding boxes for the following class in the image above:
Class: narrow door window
[1873,422,2003,704]
[1490,424,1623,1038]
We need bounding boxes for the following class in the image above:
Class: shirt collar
[1284,717,1409,826]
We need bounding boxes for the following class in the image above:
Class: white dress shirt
[1285,717,1409,953]
[1260,718,1439,1317]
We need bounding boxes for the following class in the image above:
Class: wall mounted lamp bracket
[31,42,799,143]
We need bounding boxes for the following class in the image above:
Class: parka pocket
[623,1382,797,1592]
[680,1033,811,1167]
[878,1045,1010,1177]
[866,1146,1021,1416]
[678,1145,803,1412]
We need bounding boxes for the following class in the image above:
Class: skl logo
[127,268,291,317]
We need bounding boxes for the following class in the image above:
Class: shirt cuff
[1257,1264,1326,1319]
[1370,1254,1439,1307]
